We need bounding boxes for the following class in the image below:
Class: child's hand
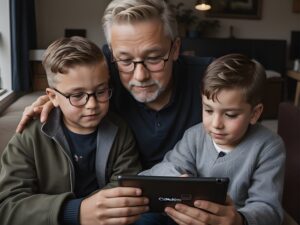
[180,174,190,177]
[165,195,244,225]
[80,187,149,225]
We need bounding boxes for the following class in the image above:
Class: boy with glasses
[0,36,149,225]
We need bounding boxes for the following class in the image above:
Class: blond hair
[42,36,105,87]
[202,53,266,107]
[102,0,178,44]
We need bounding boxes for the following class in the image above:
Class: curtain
[10,0,37,91]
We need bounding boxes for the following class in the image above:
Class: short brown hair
[202,53,266,107]
[42,36,105,87]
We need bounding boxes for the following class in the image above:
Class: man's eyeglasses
[53,88,112,107]
[112,42,173,73]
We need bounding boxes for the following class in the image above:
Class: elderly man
[19,0,210,170]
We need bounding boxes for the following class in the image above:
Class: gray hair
[102,0,178,44]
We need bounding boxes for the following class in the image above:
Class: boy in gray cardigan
[141,54,286,225]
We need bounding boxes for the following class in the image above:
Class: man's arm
[16,95,54,133]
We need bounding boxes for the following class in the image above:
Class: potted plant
[195,19,220,37]
[166,1,198,37]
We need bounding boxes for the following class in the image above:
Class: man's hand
[165,195,244,225]
[80,187,149,225]
[16,95,53,133]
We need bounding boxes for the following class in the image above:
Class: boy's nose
[85,94,98,108]
[212,115,224,129]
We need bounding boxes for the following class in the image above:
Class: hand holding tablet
[118,175,229,212]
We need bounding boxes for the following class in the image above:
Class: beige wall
[36,0,300,49]
[189,0,300,43]
[35,0,111,48]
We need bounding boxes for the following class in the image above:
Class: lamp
[195,0,211,11]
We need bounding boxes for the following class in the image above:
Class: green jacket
[0,108,142,225]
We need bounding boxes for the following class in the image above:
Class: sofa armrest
[278,102,300,224]
[0,91,44,156]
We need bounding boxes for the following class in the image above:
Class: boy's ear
[250,103,264,124]
[46,88,59,107]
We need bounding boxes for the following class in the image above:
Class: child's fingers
[101,187,143,198]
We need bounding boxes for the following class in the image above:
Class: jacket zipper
[54,141,75,192]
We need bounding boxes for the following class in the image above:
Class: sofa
[0,91,43,155]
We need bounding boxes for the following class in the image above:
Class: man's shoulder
[175,55,213,82]
[178,55,213,67]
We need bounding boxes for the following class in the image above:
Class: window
[0,0,14,112]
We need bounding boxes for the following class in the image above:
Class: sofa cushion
[0,92,43,155]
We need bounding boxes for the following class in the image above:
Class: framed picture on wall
[293,0,300,12]
[205,0,262,20]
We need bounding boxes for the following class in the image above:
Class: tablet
[118,175,229,212]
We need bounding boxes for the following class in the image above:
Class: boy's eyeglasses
[53,88,112,107]
[112,42,173,74]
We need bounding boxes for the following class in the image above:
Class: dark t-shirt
[103,45,211,169]
[63,125,98,198]
[60,126,98,225]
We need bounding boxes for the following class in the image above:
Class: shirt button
[157,122,161,127]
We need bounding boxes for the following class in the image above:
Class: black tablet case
[118,175,229,212]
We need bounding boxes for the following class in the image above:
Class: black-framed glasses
[112,42,174,73]
[53,87,112,107]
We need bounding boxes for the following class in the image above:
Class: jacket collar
[41,107,64,136]
[41,107,119,188]
[41,107,70,154]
